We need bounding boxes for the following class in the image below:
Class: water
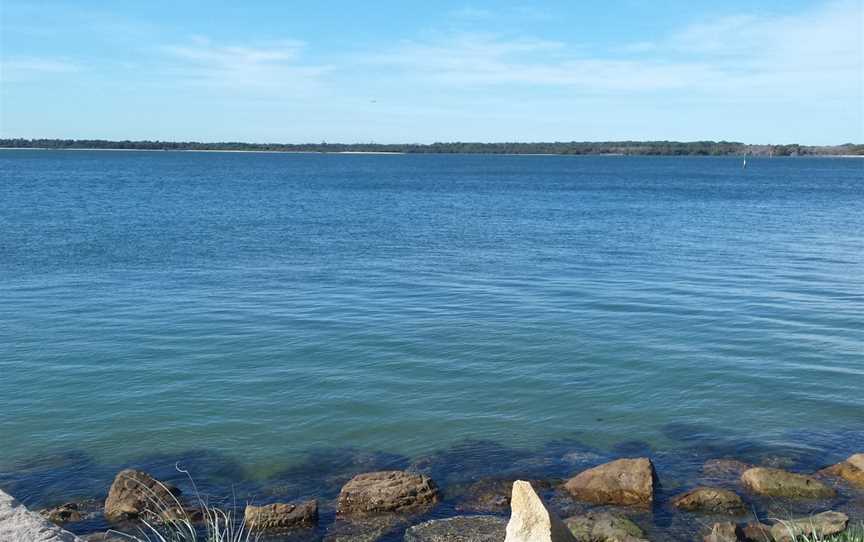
[1,151,863,533]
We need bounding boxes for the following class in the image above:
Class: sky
[0,0,862,144]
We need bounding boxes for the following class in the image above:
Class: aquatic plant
[779,521,864,542]
[109,464,257,542]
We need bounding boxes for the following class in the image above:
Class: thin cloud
[156,36,332,94]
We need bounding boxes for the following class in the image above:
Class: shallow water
[1,151,862,531]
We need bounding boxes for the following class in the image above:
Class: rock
[80,534,128,542]
[40,500,101,525]
[336,471,440,518]
[740,467,836,499]
[564,511,647,542]
[564,458,655,506]
[818,453,864,488]
[704,522,742,542]
[505,480,576,542]
[453,479,512,513]
[671,487,746,514]
[740,522,772,542]
[703,459,752,479]
[404,516,507,542]
[40,503,83,524]
[104,469,182,522]
[324,516,406,542]
[243,500,317,531]
[769,511,848,542]
[0,488,84,542]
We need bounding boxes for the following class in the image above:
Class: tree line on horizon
[1,138,862,156]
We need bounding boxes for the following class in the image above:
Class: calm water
[1,151,863,517]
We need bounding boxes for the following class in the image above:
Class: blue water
[1,151,863,526]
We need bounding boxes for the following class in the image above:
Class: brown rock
[104,469,181,522]
[818,453,864,488]
[740,467,836,499]
[564,458,655,506]
[704,522,743,542]
[703,459,752,478]
[671,487,745,514]
[336,471,440,518]
[40,503,82,524]
[741,522,772,542]
[564,511,648,542]
[244,500,317,531]
[770,511,848,542]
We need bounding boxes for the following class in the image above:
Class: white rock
[505,480,576,542]
[0,489,84,542]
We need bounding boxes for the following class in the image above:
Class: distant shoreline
[1,147,862,158]
[2,138,861,157]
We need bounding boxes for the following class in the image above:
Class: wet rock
[243,500,317,531]
[40,503,83,524]
[671,487,746,514]
[0,488,84,542]
[104,469,181,522]
[41,500,101,525]
[505,480,576,542]
[818,453,864,488]
[740,467,836,499]
[336,471,440,518]
[564,511,648,542]
[769,511,848,542]
[703,459,752,479]
[740,522,772,542]
[324,516,405,542]
[704,522,742,542]
[564,458,655,506]
[80,534,127,542]
[404,515,507,542]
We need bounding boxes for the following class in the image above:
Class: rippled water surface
[1,151,862,510]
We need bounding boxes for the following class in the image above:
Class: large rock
[769,511,848,542]
[740,467,836,499]
[0,488,84,542]
[243,500,317,531]
[564,458,655,506]
[104,469,181,522]
[404,516,507,542]
[703,522,742,542]
[564,511,647,542]
[505,480,576,542]
[336,471,440,518]
[818,453,864,488]
[671,487,746,514]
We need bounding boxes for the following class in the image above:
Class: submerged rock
[104,469,182,522]
[243,499,317,531]
[703,459,752,479]
[0,488,84,542]
[740,467,836,499]
[564,511,647,542]
[40,500,101,525]
[740,521,772,542]
[505,480,575,542]
[818,453,864,488]
[564,458,655,506]
[769,511,848,542]
[671,487,746,514]
[336,470,439,517]
[703,522,742,542]
[404,515,507,542]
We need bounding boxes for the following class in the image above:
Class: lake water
[1,151,863,532]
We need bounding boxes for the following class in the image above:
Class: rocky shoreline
[3,453,862,542]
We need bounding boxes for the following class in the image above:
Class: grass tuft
[108,463,258,542]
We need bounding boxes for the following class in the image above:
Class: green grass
[781,523,864,542]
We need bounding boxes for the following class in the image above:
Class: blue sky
[1,1,861,144]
